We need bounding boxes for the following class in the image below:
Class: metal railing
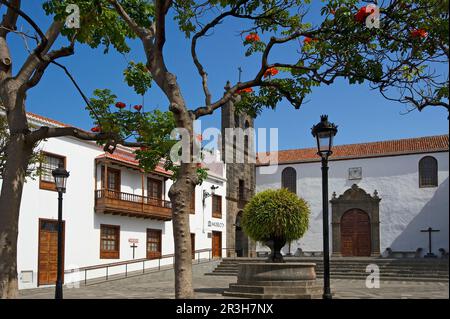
[65,248,230,286]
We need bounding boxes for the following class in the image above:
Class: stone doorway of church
[340,209,371,257]
[235,211,249,257]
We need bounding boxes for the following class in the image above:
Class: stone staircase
[207,257,449,282]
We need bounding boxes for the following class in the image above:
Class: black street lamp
[52,163,70,299]
[311,115,338,300]
[202,185,219,205]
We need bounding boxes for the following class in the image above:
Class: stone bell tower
[221,83,256,258]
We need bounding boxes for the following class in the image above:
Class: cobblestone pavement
[19,261,448,299]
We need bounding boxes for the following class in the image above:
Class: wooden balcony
[95,189,172,221]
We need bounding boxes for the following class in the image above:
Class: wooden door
[148,178,163,206]
[341,209,371,257]
[212,231,222,258]
[102,167,121,198]
[148,178,162,199]
[38,219,64,286]
[190,233,195,259]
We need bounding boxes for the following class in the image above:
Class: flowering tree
[0,0,447,299]
[0,0,160,298]
[86,0,446,298]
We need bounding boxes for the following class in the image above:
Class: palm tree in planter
[242,189,310,262]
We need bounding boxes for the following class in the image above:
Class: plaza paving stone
[19,261,448,299]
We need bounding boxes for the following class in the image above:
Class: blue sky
[6,1,448,151]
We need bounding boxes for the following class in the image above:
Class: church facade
[256,135,449,257]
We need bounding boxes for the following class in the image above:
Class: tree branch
[23,40,75,90]
[108,0,153,39]
[15,19,63,84]
[191,1,248,106]
[155,0,171,52]
[27,126,145,153]
[0,0,20,38]
[193,30,306,117]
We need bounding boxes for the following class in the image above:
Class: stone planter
[223,262,322,299]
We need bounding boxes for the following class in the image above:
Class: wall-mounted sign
[208,221,224,228]
[348,167,362,180]
[128,238,139,244]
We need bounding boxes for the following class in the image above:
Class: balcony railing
[95,189,172,221]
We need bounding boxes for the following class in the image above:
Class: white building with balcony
[0,111,227,289]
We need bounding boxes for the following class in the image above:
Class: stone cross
[420,227,440,258]
[130,243,138,259]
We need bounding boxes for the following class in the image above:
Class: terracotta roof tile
[21,110,171,176]
[257,135,449,165]
[96,149,172,176]
[27,111,70,128]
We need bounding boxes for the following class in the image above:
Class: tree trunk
[169,167,196,299]
[0,132,33,298]
[0,86,34,298]
[168,112,197,299]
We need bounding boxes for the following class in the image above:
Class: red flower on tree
[354,6,374,23]
[264,67,279,78]
[236,87,254,94]
[245,33,261,43]
[410,28,428,39]
[133,104,143,111]
[91,126,101,133]
[115,101,126,109]
[304,37,318,45]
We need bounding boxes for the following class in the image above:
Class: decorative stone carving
[330,184,381,257]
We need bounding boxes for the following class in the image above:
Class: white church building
[256,135,449,258]
[1,111,227,290]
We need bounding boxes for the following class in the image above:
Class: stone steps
[208,258,449,282]
[228,283,322,295]
[222,291,323,299]
[212,265,449,272]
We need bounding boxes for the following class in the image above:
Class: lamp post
[52,163,70,299]
[311,115,338,300]
[202,185,219,205]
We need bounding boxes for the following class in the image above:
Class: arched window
[419,156,438,188]
[281,167,297,193]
